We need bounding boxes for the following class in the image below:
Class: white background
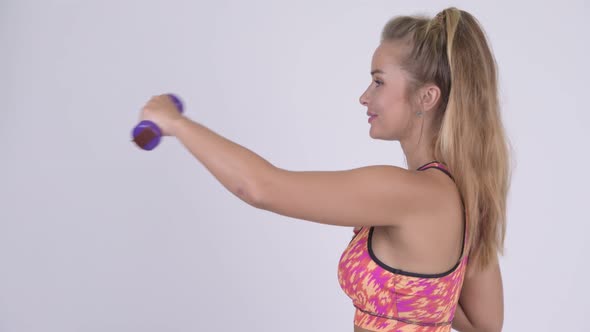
[1,0,589,331]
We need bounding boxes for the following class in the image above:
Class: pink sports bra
[337,161,468,331]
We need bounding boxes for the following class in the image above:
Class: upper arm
[250,165,443,227]
[459,257,504,332]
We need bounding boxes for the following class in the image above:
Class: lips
[368,113,378,123]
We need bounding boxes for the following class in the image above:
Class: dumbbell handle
[132,94,184,151]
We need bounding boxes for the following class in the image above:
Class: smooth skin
[139,40,503,332]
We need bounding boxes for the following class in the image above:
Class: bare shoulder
[352,167,463,233]
[411,167,464,220]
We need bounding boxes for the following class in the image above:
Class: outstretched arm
[171,116,273,205]
[170,117,446,228]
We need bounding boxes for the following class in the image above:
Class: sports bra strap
[417,161,468,261]
[416,160,454,181]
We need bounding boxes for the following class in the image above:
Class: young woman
[138,6,510,332]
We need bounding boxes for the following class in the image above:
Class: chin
[369,127,377,139]
[370,128,397,141]
[369,130,382,140]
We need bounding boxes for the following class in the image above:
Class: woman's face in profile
[359,41,415,141]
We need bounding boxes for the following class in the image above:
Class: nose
[359,89,369,107]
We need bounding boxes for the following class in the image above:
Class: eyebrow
[371,69,385,75]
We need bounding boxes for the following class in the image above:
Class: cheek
[378,92,408,118]
[379,97,413,133]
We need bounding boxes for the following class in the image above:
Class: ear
[419,84,441,112]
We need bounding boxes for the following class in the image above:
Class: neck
[403,151,436,170]
[399,111,439,170]
[400,134,436,171]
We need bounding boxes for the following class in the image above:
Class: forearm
[171,116,274,204]
[452,302,476,332]
[452,302,503,332]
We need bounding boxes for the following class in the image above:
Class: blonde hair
[381,7,513,272]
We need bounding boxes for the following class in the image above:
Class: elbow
[236,186,254,206]
[234,167,275,208]
[491,324,504,332]
[485,313,504,332]
[460,315,503,332]
[479,321,503,332]
[481,328,502,332]
[460,319,503,332]
[249,191,265,209]
[244,165,278,209]
[239,178,267,208]
[235,183,262,207]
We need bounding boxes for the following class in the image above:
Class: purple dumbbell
[132,93,184,151]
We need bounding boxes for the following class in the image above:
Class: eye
[373,80,383,87]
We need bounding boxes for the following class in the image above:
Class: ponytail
[381,8,513,272]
